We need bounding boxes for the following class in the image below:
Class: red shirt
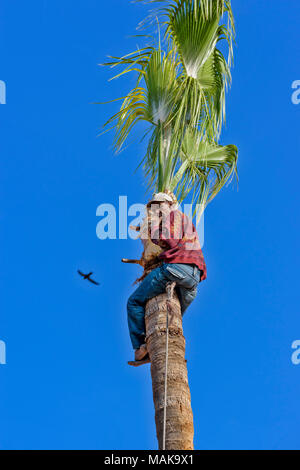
[150,210,207,281]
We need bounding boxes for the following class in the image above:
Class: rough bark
[145,291,194,450]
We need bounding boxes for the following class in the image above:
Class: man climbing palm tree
[127,192,207,363]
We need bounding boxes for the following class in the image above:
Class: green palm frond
[163,0,233,138]
[101,46,182,153]
[141,125,238,210]
[169,128,238,209]
[101,86,148,152]
[135,0,235,50]
[144,49,180,124]
[197,47,231,133]
[165,2,221,77]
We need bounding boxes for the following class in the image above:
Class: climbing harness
[163,281,176,451]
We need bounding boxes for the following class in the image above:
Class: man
[127,192,207,363]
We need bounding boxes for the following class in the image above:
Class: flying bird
[77,270,100,285]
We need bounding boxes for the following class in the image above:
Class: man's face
[148,201,171,216]
[159,202,171,214]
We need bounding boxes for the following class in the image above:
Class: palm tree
[100,0,238,449]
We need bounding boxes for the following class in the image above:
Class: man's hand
[129,225,140,232]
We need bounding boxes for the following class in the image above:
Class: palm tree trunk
[145,291,194,450]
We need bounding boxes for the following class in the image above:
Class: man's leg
[127,264,169,350]
[162,263,201,315]
[176,285,198,315]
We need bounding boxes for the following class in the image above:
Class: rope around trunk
[163,281,176,451]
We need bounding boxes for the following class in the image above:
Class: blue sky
[0,0,300,450]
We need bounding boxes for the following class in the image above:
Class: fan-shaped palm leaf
[170,127,238,209]
[101,46,181,152]
[135,0,234,137]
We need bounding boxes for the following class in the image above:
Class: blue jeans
[127,263,202,350]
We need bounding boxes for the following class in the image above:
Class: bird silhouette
[77,270,100,285]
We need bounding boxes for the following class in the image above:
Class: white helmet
[147,191,178,209]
